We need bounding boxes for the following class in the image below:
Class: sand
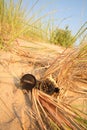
[0,39,64,130]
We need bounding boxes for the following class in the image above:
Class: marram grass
[24,88,87,130]
[19,42,87,130]
[0,0,53,49]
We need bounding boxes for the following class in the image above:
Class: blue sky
[21,0,87,35]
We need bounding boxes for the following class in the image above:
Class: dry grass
[19,42,87,130]
[0,40,87,130]
[31,42,87,129]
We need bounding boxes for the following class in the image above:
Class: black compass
[20,74,36,92]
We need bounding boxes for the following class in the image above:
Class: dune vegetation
[0,0,87,130]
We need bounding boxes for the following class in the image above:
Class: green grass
[50,26,76,47]
[0,0,87,49]
[0,0,27,48]
[0,0,52,49]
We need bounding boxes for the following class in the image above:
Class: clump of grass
[50,26,76,47]
[33,38,87,129]
[0,0,26,48]
[0,0,50,49]
[49,21,87,48]
[24,89,87,130]
[19,40,86,129]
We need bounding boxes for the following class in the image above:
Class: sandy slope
[0,39,64,130]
